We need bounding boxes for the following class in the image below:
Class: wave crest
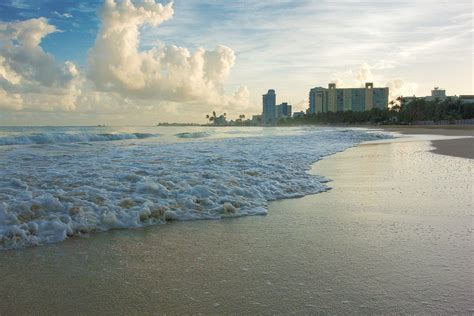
[0,132,158,146]
[175,132,211,139]
[0,128,391,250]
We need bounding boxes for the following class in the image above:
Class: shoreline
[0,130,472,314]
[377,126,474,159]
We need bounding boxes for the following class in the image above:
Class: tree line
[278,97,474,125]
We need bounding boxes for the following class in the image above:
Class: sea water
[0,126,389,250]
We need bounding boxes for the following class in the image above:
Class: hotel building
[308,82,389,114]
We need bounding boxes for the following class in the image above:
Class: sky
[0,0,472,125]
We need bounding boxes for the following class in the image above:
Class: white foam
[0,132,158,146]
[0,127,391,250]
[175,131,211,138]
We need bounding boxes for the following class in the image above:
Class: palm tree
[207,112,217,123]
[236,114,245,125]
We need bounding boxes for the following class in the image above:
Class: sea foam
[0,128,390,250]
[0,132,157,146]
[175,131,211,138]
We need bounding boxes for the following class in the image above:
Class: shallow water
[0,126,389,249]
[0,137,471,314]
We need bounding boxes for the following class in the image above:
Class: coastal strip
[0,129,472,314]
[380,125,474,159]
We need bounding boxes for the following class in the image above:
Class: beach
[380,125,474,159]
[0,127,472,314]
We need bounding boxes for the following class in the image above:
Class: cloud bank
[0,17,80,111]
[88,0,238,104]
[0,0,249,119]
[0,0,470,124]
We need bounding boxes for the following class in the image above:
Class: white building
[425,87,447,101]
[403,87,451,103]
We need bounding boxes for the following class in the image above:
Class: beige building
[309,82,389,114]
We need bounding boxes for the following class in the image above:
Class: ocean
[0,126,389,250]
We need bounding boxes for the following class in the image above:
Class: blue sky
[0,0,472,125]
[0,0,100,64]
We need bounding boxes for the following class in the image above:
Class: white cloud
[0,17,56,47]
[1,0,471,124]
[53,11,73,19]
[156,1,471,106]
[88,0,240,105]
[0,18,80,111]
[385,79,418,100]
[0,89,23,111]
[292,99,308,113]
[354,63,374,85]
[0,1,248,118]
[8,0,32,10]
[226,86,252,110]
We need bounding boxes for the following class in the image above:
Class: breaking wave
[0,132,158,146]
[0,127,391,250]
[175,132,211,139]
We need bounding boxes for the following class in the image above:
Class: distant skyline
[0,0,472,125]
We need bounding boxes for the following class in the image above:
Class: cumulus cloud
[293,99,309,112]
[88,0,238,104]
[0,89,23,111]
[226,86,252,109]
[0,0,248,118]
[354,63,374,84]
[385,79,418,100]
[0,17,80,111]
[332,63,375,88]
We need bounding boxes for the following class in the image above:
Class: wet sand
[380,126,474,159]
[0,134,473,314]
[382,125,474,133]
[430,138,474,159]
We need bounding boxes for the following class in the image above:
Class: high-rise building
[309,87,328,113]
[308,82,389,114]
[276,102,292,119]
[262,89,276,125]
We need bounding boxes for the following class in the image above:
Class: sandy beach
[0,128,472,314]
[380,125,474,159]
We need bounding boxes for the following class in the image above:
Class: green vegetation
[278,97,474,125]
